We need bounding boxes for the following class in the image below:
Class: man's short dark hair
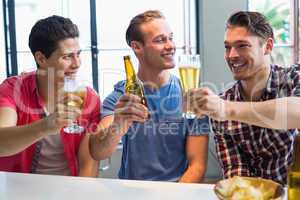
[28,15,79,59]
[226,11,274,41]
[125,10,165,46]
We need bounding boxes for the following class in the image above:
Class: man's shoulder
[86,86,100,103]
[0,71,36,91]
[271,63,300,75]
[169,74,181,84]
[113,80,126,92]
[270,64,300,89]
[101,80,126,117]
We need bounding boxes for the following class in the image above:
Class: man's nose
[165,40,175,49]
[227,47,239,58]
[72,55,81,68]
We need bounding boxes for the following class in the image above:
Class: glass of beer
[63,76,85,133]
[178,54,201,119]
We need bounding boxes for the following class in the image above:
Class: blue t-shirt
[101,75,210,181]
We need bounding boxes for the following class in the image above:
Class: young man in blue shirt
[89,10,210,182]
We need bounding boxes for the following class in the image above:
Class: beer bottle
[288,135,300,199]
[123,55,147,107]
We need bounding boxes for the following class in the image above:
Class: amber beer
[65,90,85,108]
[123,55,147,106]
[178,66,200,93]
[288,135,300,199]
[178,54,201,119]
[63,77,85,133]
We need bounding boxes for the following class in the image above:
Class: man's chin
[232,74,243,81]
[164,63,175,69]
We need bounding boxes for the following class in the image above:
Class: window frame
[248,0,299,65]
[2,0,200,93]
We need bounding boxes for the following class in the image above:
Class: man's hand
[112,94,149,135]
[185,87,226,121]
[42,93,82,135]
[88,94,148,161]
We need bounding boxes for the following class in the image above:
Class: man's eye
[237,44,250,48]
[155,37,168,43]
[63,55,72,59]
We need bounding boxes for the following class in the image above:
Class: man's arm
[188,88,300,129]
[0,107,47,156]
[178,135,208,183]
[89,94,148,161]
[78,134,99,177]
[0,97,81,156]
[89,115,123,161]
[224,97,299,129]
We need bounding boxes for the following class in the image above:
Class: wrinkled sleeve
[101,81,125,119]
[84,87,101,132]
[288,64,300,97]
[211,119,250,178]
[0,78,17,110]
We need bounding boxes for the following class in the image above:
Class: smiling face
[224,26,273,81]
[132,18,176,72]
[36,37,81,83]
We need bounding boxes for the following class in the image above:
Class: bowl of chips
[214,176,285,200]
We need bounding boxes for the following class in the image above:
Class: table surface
[0,172,218,200]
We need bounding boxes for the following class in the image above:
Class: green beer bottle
[123,55,147,107]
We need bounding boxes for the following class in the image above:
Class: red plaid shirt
[211,64,300,185]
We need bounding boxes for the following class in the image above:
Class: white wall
[199,0,248,181]
[200,0,247,91]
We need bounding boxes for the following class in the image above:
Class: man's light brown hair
[126,10,165,46]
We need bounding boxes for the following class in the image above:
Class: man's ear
[131,41,143,54]
[34,51,47,68]
[264,37,274,55]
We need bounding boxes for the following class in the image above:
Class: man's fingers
[115,103,148,119]
[119,94,142,104]
[117,113,148,123]
[187,87,211,97]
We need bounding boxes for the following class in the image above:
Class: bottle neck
[124,58,137,82]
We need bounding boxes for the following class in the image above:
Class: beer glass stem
[64,123,84,134]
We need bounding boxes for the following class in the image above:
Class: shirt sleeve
[186,116,211,136]
[288,64,300,97]
[211,119,251,178]
[0,78,17,110]
[101,81,125,119]
[83,87,101,132]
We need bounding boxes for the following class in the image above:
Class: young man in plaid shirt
[186,11,300,185]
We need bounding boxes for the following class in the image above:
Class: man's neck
[240,65,271,101]
[137,66,171,90]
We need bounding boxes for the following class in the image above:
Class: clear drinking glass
[63,76,85,134]
[178,54,201,119]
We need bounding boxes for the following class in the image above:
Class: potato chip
[214,176,284,200]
